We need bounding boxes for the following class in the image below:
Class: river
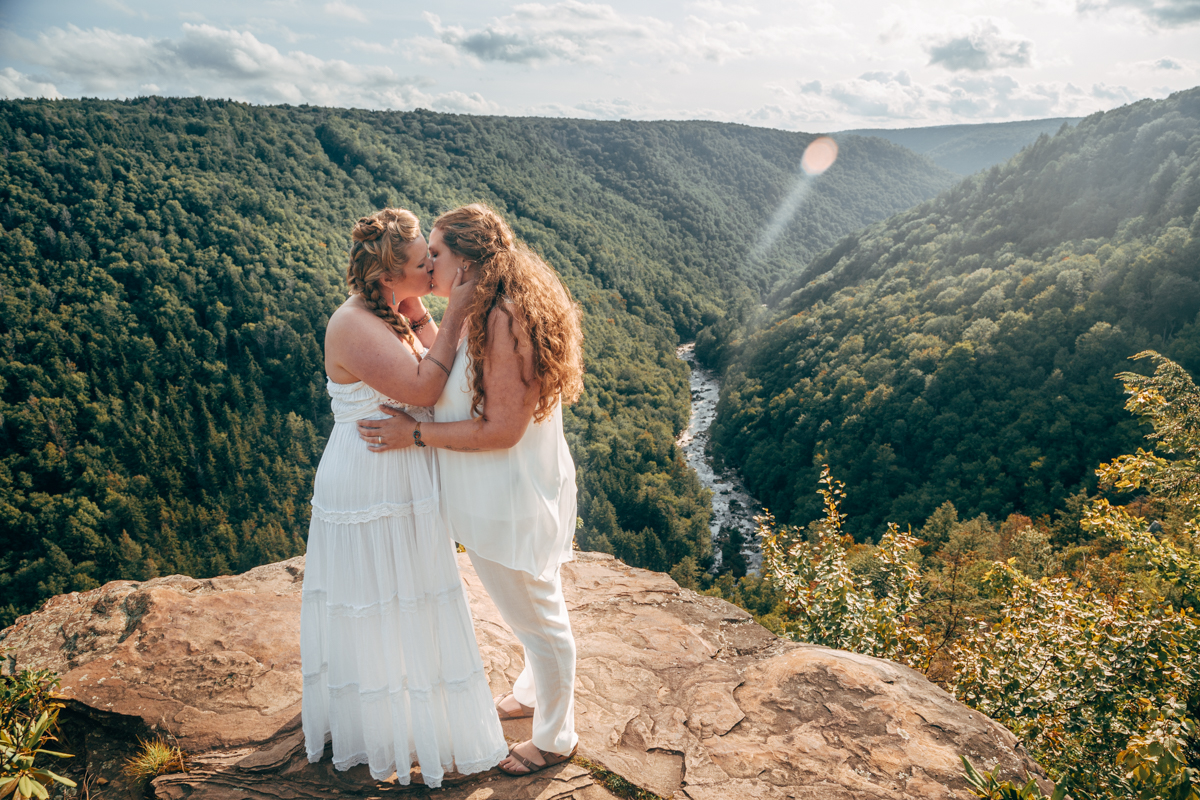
[675,343,766,575]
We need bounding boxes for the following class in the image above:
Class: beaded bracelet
[410,311,433,332]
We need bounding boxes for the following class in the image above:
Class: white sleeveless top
[434,338,577,581]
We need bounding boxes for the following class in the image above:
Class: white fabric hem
[308,745,510,788]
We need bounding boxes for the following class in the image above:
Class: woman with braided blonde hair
[300,207,509,787]
[358,203,584,776]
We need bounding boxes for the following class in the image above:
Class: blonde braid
[362,276,417,349]
[347,208,423,352]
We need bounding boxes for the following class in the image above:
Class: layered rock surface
[1,552,1048,799]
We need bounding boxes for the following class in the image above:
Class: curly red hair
[433,203,583,423]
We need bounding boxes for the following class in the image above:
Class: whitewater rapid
[675,343,765,575]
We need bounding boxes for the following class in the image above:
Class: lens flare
[749,136,840,265]
[801,136,838,175]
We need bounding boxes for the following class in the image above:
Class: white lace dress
[300,379,509,787]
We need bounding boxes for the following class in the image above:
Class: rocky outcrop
[1,552,1049,799]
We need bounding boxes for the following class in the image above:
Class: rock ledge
[1,552,1048,799]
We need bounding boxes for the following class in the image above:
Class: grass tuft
[573,755,663,800]
[122,737,188,783]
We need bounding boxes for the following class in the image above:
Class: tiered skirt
[300,422,508,787]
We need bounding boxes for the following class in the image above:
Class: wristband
[410,311,433,332]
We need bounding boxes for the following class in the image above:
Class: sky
[1,0,1198,132]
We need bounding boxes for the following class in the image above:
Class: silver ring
[377,436,383,444]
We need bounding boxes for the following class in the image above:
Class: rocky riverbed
[675,343,765,575]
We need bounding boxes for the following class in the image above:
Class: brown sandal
[498,742,578,776]
[494,692,534,721]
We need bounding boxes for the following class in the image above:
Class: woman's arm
[398,296,438,351]
[357,304,538,451]
[327,269,471,407]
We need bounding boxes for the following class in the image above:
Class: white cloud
[0,68,63,100]
[100,0,151,19]
[1131,56,1194,71]
[323,1,368,24]
[828,74,927,118]
[926,18,1035,72]
[2,26,171,93]
[421,2,655,65]
[677,15,760,63]
[1091,82,1140,102]
[798,70,1117,124]
[246,18,315,44]
[429,90,501,114]
[0,24,489,113]
[418,1,789,68]
[1077,0,1200,27]
[338,37,398,55]
[691,0,762,15]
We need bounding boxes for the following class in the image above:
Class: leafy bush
[761,466,927,665]
[0,669,75,800]
[759,353,1200,799]
[961,756,1066,800]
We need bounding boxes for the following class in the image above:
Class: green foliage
[961,756,1066,800]
[758,353,1200,800]
[1118,715,1200,800]
[713,87,1200,539]
[953,561,1200,797]
[760,466,928,663]
[0,670,75,800]
[0,97,951,619]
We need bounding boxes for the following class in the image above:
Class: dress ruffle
[300,383,508,787]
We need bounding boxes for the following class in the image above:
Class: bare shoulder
[328,295,377,333]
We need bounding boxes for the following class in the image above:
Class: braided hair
[347,208,421,352]
[433,203,583,423]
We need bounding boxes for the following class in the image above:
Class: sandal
[498,742,578,776]
[494,692,535,721]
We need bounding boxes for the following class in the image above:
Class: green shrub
[0,669,75,800]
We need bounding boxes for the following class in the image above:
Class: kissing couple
[299,202,584,786]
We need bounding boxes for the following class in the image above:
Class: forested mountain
[0,98,953,622]
[709,88,1200,538]
[841,117,1081,175]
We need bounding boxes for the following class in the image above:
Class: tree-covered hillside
[710,88,1200,538]
[840,117,1081,175]
[0,98,953,622]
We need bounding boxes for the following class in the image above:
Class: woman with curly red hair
[358,202,584,775]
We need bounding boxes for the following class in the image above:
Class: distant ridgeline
[708,87,1200,538]
[0,98,954,622]
[840,117,1082,176]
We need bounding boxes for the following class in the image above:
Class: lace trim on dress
[309,496,438,524]
[302,665,488,697]
[301,582,464,617]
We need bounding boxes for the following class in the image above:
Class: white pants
[467,549,578,755]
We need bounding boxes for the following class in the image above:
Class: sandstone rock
[2,559,306,752]
[1,552,1050,799]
